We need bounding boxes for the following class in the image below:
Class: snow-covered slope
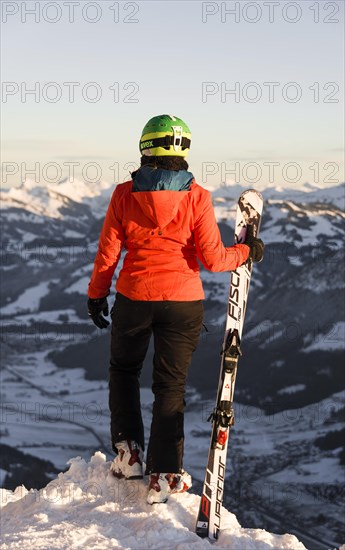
[2,179,344,219]
[0,452,306,550]
[211,181,345,207]
[212,183,345,245]
[0,178,114,219]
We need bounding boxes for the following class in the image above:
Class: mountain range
[0,177,344,548]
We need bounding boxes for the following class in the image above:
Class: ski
[195,189,264,540]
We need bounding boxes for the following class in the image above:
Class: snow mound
[0,452,306,549]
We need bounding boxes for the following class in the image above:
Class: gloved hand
[87,296,110,329]
[244,226,264,263]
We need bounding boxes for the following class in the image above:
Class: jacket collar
[132,166,193,192]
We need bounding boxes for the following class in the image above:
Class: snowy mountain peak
[1,178,114,219]
[0,452,306,549]
[2,179,344,222]
[212,181,345,205]
[15,177,113,198]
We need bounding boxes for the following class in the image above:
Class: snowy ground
[0,452,306,550]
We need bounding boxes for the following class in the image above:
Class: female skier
[87,114,264,504]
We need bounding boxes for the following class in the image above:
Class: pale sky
[1,0,344,189]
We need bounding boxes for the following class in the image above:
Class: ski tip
[241,189,263,200]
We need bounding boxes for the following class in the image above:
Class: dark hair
[140,155,189,171]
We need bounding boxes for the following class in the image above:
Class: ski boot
[147,470,192,504]
[110,440,144,480]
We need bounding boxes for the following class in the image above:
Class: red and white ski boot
[110,440,144,480]
[147,470,192,504]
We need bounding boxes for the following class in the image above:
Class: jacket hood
[131,167,194,228]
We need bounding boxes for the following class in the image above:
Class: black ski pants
[109,292,203,474]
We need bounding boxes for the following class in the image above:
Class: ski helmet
[139,114,191,157]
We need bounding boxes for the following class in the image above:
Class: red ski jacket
[88,175,250,301]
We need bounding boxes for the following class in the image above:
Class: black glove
[244,226,264,263]
[87,296,110,329]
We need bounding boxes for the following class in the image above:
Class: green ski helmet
[139,114,191,157]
